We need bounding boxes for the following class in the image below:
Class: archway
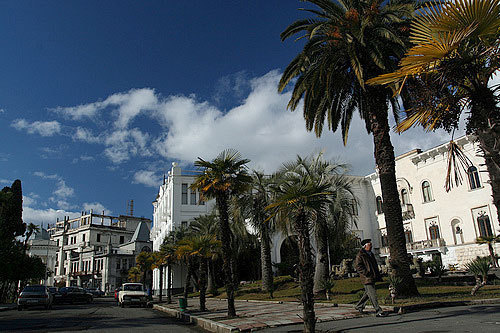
[279,236,300,277]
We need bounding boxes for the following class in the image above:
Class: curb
[153,304,238,333]
[0,305,16,312]
[393,298,500,314]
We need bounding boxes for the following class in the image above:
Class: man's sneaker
[355,307,365,314]
[376,311,388,317]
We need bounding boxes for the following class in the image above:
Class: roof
[130,221,151,243]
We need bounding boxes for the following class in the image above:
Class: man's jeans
[355,283,383,313]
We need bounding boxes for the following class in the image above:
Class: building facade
[151,162,215,294]
[48,212,152,292]
[367,135,499,267]
[27,228,59,286]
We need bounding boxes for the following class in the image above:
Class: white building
[151,136,499,295]
[48,212,152,292]
[367,135,499,268]
[27,228,59,286]
[151,163,215,294]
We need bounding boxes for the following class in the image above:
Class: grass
[201,276,500,306]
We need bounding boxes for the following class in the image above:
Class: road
[0,298,203,333]
[261,303,500,333]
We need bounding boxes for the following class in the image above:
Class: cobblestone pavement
[155,298,389,332]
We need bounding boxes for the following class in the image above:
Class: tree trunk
[199,258,208,311]
[183,260,193,300]
[368,92,419,297]
[487,242,498,268]
[295,209,316,333]
[471,275,488,296]
[260,223,274,298]
[158,265,163,302]
[313,205,329,295]
[166,262,172,304]
[207,261,218,296]
[217,194,237,317]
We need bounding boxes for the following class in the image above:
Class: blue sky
[0,1,472,226]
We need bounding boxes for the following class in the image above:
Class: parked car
[118,283,147,308]
[17,285,53,310]
[85,288,104,297]
[55,287,93,304]
[47,287,58,295]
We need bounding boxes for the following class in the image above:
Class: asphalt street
[261,303,500,333]
[0,298,202,332]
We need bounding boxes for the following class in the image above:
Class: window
[190,188,197,205]
[381,234,389,247]
[429,225,440,240]
[401,189,409,205]
[120,235,125,244]
[376,196,383,215]
[405,230,413,243]
[181,183,188,204]
[422,181,433,202]
[96,234,101,242]
[468,166,481,189]
[82,234,86,242]
[477,214,493,238]
[350,199,358,216]
[122,259,128,269]
[181,221,188,229]
[116,259,121,270]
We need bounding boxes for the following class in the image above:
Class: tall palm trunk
[183,259,193,300]
[369,91,419,297]
[471,85,500,228]
[166,262,172,304]
[217,194,237,317]
[158,265,163,302]
[313,205,329,295]
[207,261,218,295]
[199,258,208,311]
[295,209,316,333]
[260,222,274,297]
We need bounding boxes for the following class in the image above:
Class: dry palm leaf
[445,140,474,192]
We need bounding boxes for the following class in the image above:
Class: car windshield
[23,286,45,293]
[123,284,143,291]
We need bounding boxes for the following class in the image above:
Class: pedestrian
[354,239,388,317]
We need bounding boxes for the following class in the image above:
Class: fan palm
[368,0,500,222]
[267,169,336,333]
[233,171,276,297]
[136,251,155,293]
[279,0,420,296]
[176,234,221,311]
[476,235,500,268]
[191,149,252,317]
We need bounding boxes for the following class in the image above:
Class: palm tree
[176,234,221,311]
[128,266,141,282]
[267,169,336,333]
[368,0,500,223]
[190,213,220,295]
[159,241,177,303]
[476,235,500,268]
[136,251,155,293]
[465,256,491,295]
[191,149,252,317]
[23,223,40,254]
[279,0,420,296]
[234,171,276,297]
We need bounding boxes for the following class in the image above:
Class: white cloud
[83,202,111,215]
[0,178,12,186]
[11,119,61,136]
[0,108,5,113]
[33,171,59,180]
[74,127,101,144]
[104,128,151,163]
[22,206,80,226]
[53,180,75,198]
[133,170,161,187]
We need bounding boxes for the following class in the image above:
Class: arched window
[477,214,493,238]
[422,181,433,202]
[401,189,409,205]
[404,229,413,243]
[376,196,383,215]
[429,225,440,240]
[467,166,481,189]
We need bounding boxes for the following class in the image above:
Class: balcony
[402,204,415,221]
[379,238,445,255]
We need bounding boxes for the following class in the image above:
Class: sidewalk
[0,303,17,312]
[154,297,390,332]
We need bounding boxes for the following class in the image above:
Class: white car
[118,283,148,308]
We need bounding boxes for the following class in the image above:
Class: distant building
[27,228,59,286]
[151,162,215,294]
[48,212,151,292]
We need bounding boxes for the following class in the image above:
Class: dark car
[85,288,104,297]
[55,287,93,304]
[17,285,53,310]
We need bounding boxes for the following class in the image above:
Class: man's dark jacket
[355,248,382,285]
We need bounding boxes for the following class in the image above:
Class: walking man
[354,239,387,317]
